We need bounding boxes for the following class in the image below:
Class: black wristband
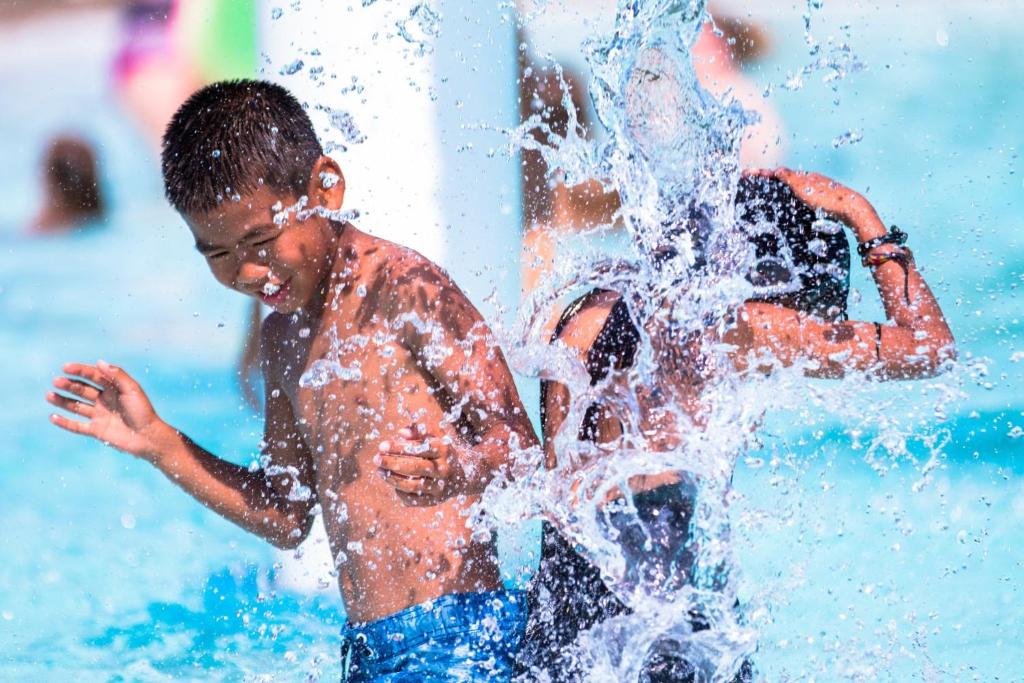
[857,225,907,258]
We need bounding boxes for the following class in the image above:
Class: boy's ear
[309,155,346,210]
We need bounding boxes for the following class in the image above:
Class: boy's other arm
[378,259,539,502]
[730,169,956,380]
[47,360,316,549]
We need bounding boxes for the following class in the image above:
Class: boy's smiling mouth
[258,278,291,306]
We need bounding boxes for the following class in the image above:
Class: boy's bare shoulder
[351,228,454,297]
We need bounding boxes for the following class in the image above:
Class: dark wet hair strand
[161,79,323,215]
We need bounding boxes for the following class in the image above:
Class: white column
[258,0,524,595]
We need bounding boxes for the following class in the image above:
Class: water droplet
[120,513,136,530]
[271,6,283,20]
[395,2,441,56]
[299,359,362,388]
[319,107,366,145]
[936,27,949,48]
[279,59,305,76]
[831,130,863,148]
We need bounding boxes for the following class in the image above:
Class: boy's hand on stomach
[47,361,174,461]
[375,425,468,506]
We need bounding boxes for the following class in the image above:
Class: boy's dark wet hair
[161,79,323,214]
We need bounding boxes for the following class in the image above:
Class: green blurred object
[186,0,258,82]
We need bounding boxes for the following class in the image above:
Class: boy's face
[184,160,345,314]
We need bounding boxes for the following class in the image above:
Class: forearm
[145,423,312,548]
[845,207,955,360]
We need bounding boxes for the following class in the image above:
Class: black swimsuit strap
[541,290,640,437]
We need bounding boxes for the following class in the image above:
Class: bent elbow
[268,512,314,550]
[914,340,958,380]
[941,338,958,363]
[928,337,958,376]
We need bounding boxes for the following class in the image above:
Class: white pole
[257,0,524,595]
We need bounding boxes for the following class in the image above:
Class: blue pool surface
[1,4,1022,681]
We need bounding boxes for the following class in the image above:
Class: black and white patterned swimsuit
[517,291,753,682]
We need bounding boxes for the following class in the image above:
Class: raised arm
[376,256,538,503]
[728,169,956,380]
[47,356,317,549]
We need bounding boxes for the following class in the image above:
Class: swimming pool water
[1,3,1022,681]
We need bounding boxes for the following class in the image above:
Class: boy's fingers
[377,455,436,479]
[380,437,444,459]
[382,472,428,494]
[53,377,100,403]
[97,360,137,392]
[49,412,93,436]
[47,392,95,418]
[62,364,111,391]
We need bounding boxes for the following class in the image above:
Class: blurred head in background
[31,135,106,234]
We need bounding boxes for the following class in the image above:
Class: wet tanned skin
[541,169,956,486]
[261,224,535,621]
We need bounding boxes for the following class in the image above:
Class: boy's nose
[236,261,271,289]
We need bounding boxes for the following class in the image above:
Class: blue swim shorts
[339,589,527,682]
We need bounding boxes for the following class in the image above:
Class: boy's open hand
[747,167,876,228]
[47,361,171,461]
[375,425,468,506]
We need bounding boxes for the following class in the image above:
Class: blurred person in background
[113,0,257,151]
[518,49,621,303]
[30,134,106,234]
[113,0,264,406]
[112,0,198,150]
[694,7,783,167]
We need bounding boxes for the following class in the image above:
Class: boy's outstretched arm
[376,259,539,505]
[47,361,316,549]
[728,169,956,380]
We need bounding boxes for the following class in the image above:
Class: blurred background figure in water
[694,7,784,167]
[518,43,622,305]
[30,134,106,234]
[111,0,264,406]
[112,0,198,151]
[113,0,257,151]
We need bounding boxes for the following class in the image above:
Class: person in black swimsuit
[517,169,955,681]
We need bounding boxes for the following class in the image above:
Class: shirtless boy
[46,80,537,682]
[519,169,956,681]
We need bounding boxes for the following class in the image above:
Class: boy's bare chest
[278,316,444,464]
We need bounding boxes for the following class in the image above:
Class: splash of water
[479,0,958,680]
